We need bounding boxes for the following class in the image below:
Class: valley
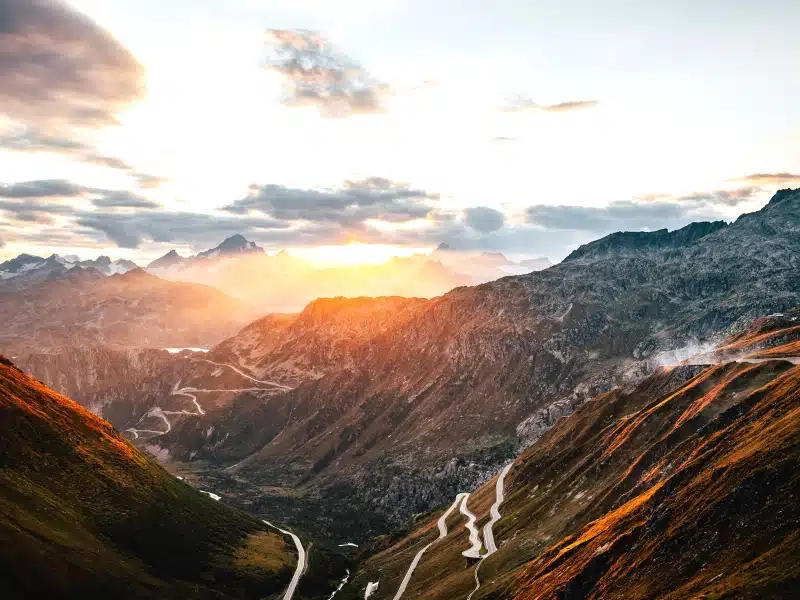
[2,189,799,598]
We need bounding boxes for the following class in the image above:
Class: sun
[290,243,432,268]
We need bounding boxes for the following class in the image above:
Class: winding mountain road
[263,519,306,600]
[193,358,294,390]
[459,494,483,559]
[468,461,514,600]
[393,493,465,599]
[124,361,293,441]
[482,462,514,554]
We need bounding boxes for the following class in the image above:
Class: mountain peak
[147,249,184,269]
[765,187,799,208]
[197,234,264,259]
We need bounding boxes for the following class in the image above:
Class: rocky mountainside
[197,233,265,259]
[0,356,305,599]
[340,323,800,598]
[18,189,800,544]
[72,187,795,540]
[0,268,255,354]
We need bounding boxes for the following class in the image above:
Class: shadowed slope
[0,356,297,599]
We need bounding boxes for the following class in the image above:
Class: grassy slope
[342,357,800,599]
[506,361,800,599]
[0,356,295,600]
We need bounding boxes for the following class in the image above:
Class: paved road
[459,493,483,558]
[193,358,294,390]
[482,462,514,554]
[263,519,306,600]
[468,461,514,600]
[393,494,465,599]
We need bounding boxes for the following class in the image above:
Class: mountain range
[2,188,799,598]
[0,253,139,286]
[0,268,255,355]
[0,235,553,314]
[13,188,800,541]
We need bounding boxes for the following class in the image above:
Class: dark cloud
[0,179,83,198]
[91,191,161,209]
[224,177,438,226]
[503,96,599,113]
[264,29,389,118]
[0,0,145,131]
[732,173,800,184]
[464,206,505,233]
[526,201,695,234]
[523,186,762,236]
[76,212,291,249]
[0,179,160,226]
[0,197,76,224]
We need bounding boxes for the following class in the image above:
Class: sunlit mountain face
[2,1,799,599]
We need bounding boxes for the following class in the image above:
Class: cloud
[0,197,76,224]
[0,131,174,190]
[0,179,83,199]
[0,129,136,171]
[675,187,759,207]
[0,179,160,226]
[76,212,291,249]
[464,206,505,233]
[134,173,172,189]
[732,173,800,184]
[503,96,599,113]
[224,177,438,226]
[264,29,389,118]
[526,201,695,234]
[0,0,145,132]
[523,186,760,235]
[91,191,161,209]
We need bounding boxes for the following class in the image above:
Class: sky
[1,0,799,265]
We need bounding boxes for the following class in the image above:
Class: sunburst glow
[289,243,431,267]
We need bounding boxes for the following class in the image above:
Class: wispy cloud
[264,29,390,118]
[502,95,599,113]
[0,130,169,188]
[731,173,800,185]
[0,179,161,226]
